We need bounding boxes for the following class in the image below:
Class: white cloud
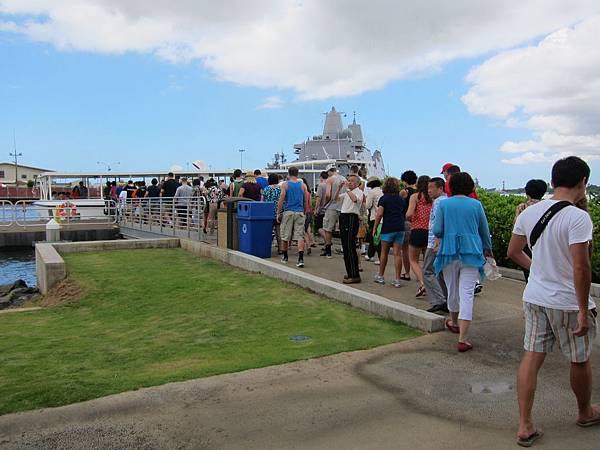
[501,152,557,165]
[500,140,548,154]
[257,96,285,109]
[1,1,599,100]
[463,16,600,165]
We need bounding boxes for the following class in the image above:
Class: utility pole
[9,130,22,186]
[238,149,246,170]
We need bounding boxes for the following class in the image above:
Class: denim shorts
[380,231,405,245]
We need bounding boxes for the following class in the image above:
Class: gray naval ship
[267,107,386,181]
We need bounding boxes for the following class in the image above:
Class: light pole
[238,149,246,170]
[9,151,22,186]
[9,130,22,186]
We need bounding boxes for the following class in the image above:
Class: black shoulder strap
[529,201,573,248]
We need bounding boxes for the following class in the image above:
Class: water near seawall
[0,247,36,287]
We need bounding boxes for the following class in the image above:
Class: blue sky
[1,3,599,188]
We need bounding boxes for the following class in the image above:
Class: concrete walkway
[1,246,600,449]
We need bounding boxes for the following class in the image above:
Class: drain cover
[470,382,513,394]
[289,335,312,342]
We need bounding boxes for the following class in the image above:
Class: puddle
[470,382,514,394]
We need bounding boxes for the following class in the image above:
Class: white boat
[33,172,108,219]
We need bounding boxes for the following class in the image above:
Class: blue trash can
[237,202,276,258]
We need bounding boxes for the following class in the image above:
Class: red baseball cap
[440,163,454,174]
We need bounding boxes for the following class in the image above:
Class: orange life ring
[55,201,77,222]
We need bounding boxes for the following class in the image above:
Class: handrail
[118,196,207,238]
[13,200,118,227]
[0,200,14,226]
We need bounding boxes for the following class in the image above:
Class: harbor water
[0,247,37,287]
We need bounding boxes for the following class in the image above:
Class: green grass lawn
[0,248,420,415]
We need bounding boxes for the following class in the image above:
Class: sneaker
[281,256,288,264]
[320,249,329,257]
[342,277,361,284]
[296,260,304,268]
[374,260,380,265]
[427,303,449,313]
[374,275,385,285]
[392,279,402,288]
[326,254,333,259]
[364,255,372,261]
[474,283,483,295]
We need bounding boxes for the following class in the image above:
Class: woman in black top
[400,170,417,280]
[239,171,262,201]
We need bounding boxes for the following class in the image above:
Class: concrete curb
[35,236,445,332]
[498,267,525,282]
[51,238,180,254]
[499,265,600,299]
[180,239,445,332]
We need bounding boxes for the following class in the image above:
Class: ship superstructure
[278,107,386,178]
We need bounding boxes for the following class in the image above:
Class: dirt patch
[35,279,86,307]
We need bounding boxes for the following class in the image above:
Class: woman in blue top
[372,177,406,287]
[433,172,493,352]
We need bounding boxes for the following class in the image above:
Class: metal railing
[1,200,118,227]
[0,200,14,226]
[118,196,208,238]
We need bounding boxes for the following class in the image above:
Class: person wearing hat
[239,171,261,201]
[365,176,383,263]
[441,163,479,200]
[440,163,455,179]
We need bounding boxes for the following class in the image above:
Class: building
[0,162,54,185]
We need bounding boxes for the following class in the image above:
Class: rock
[0,280,39,310]
[0,296,11,309]
[0,279,27,296]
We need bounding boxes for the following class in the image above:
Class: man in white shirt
[337,175,364,284]
[508,156,599,447]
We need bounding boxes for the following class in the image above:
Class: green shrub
[479,190,600,282]
[478,190,525,269]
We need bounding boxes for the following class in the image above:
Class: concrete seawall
[1,224,120,247]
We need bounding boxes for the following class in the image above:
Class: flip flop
[517,430,543,447]
[457,341,473,353]
[445,319,460,334]
[577,414,600,428]
[415,285,426,298]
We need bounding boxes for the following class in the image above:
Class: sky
[1,1,600,189]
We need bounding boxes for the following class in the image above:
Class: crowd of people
[257,156,600,447]
[91,156,598,445]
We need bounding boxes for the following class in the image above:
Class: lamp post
[238,149,246,170]
[9,151,22,187]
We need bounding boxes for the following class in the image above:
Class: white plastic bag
[484,257,502,281]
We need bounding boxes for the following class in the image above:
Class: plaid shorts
[523,302,597,363]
